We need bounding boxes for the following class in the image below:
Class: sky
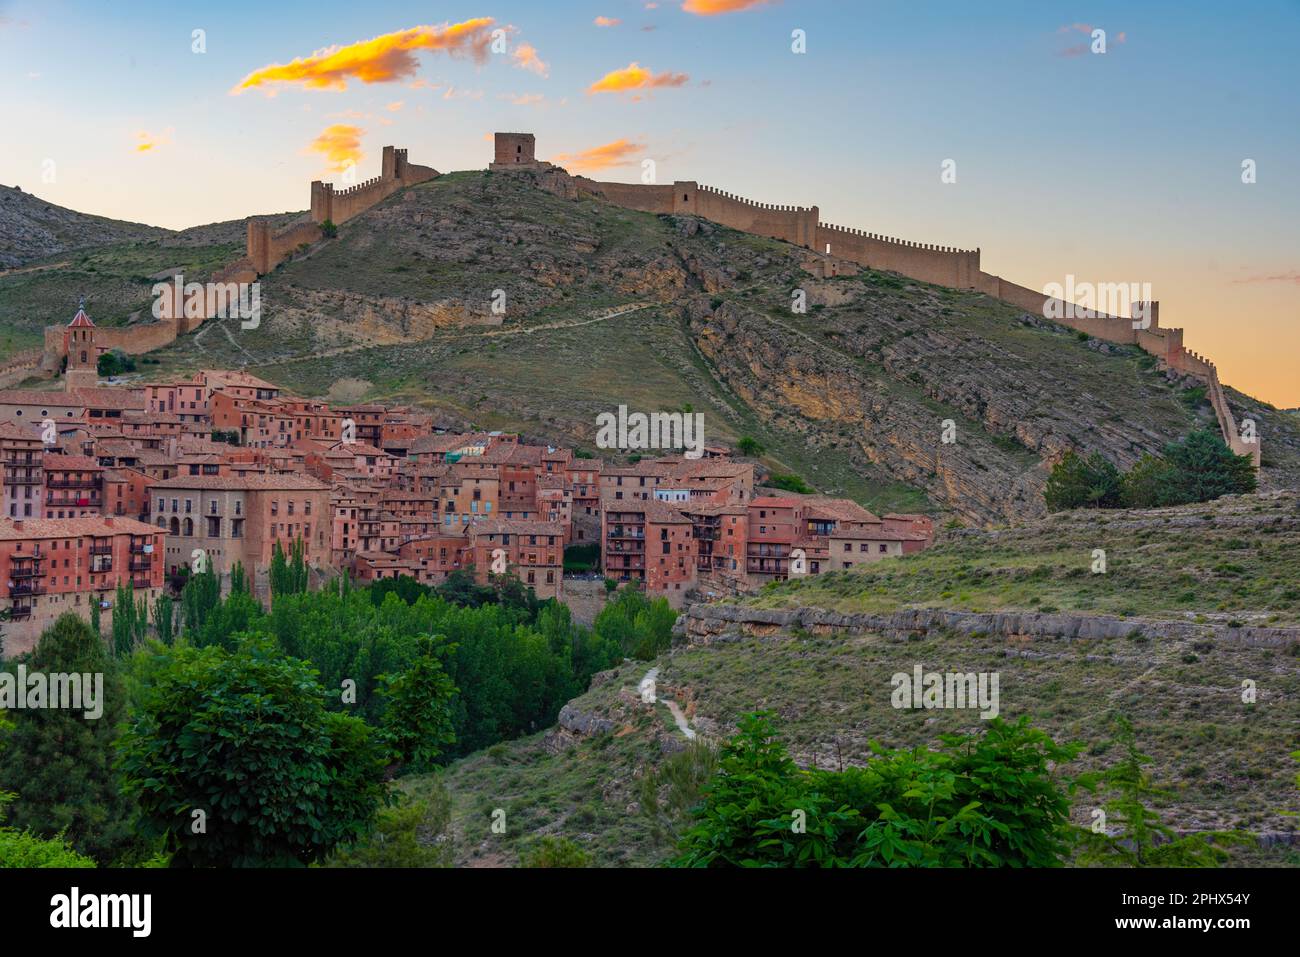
[2,0,1297,405]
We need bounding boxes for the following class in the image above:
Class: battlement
[310,144,440,225]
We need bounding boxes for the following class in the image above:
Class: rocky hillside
[3,168,1298,522]
[0,184,170,268]
[429,492,1300,867]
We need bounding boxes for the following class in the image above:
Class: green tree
[379,635,458,774]
[1159,429,1257,505]
[326,783,453,868]
[152,593,175,645]
[674,712,1080,868]
[0,614,142,864]
[110,582,137,657]
[593,587,676,660]
[736,436,764,457]
[1072,715,1249,866]
[181,560,220,635]
[119,637,387,867]
[1120,453,1177,508]
[1044,450,1123,511]
[270,539,309,598]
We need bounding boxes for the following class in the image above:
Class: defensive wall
[523,127,1257,467]
[34,145,439,377]
[21,131,1261,467]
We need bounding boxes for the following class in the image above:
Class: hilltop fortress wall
[23,131,1259,467]
[508,125,1256,467]
[35,145,439,375]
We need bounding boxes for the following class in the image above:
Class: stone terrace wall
[680,601,1300,649]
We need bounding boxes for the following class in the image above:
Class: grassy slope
[433,621,1298,868]
[427,493,1300,868]
[747,491,1300,627]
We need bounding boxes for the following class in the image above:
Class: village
[0,304,933,652]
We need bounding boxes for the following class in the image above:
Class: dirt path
[257,300,656,368]
[0,260,70,278]
[640,666,696,741]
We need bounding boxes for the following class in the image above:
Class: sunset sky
[2,0,1297,405]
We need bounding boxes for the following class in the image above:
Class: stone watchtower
[490,132,543,170]
[64,301,98,392]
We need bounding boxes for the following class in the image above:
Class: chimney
[12,520,22,531]
[104,516,114,527]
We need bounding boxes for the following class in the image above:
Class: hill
[6,168,1294,523]
[429,492,1300,867]
[0,184,170,269]
[2,168,1298,522]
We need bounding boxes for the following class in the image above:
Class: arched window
[182,517,193,536]
[156,517,166,528]
[169,517,180,535]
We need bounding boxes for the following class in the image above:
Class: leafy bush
[519,836,591,868]
[119,637,388,867]
[673,712,1079,867]
[766,473,814,495]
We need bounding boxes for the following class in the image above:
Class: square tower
[494,132,536,166]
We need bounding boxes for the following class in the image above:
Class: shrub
[519,836,591,868]
[1044,450,1123,511]
[673,712,1079,867]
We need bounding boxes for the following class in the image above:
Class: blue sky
[2,0,1297,403]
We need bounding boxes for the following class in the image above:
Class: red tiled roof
[150,473,330,491]
[0,515,157,541]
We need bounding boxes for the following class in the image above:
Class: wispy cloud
[594,16,622,27]
[681,0,777,15]
[306,123,364,172]
[1233,271,1300,286]
[512,42,549,77]
[552,139,646,172]
[588,62,689,95]
[231,19,498,94]
[500,92,546,106]
[134,128,173,153]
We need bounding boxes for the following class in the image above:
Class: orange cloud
[594,16,621,26]
[681,0,776,15]
[231,19,498,93]
[306,124,364,172]
[134,129,172,153]
[552,139,646,172]
[512,42,548,77]
[386,100,404,112]
[588,62,688,95]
